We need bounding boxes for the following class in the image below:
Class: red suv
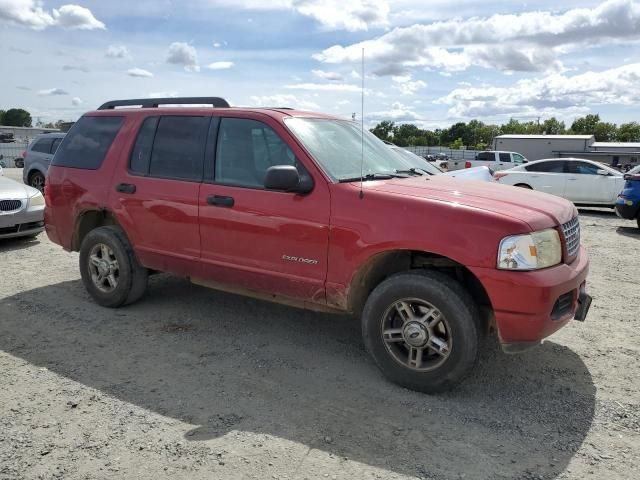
[45,97,591,392]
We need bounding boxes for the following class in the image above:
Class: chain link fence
[404,146,482,161]
[0,143,28,168]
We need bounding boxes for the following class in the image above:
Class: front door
[110,115,211,275]
[565,161,617,204]
[198,115,330,302]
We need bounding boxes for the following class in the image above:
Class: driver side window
[571,162,600,175]
[216,118,297,188]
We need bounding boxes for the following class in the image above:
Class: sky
[1,0,640,128]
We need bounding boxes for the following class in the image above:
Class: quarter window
[148,116,210,181]
[32,138,54,154]
[216,118,297,188]
[52,116,123,170]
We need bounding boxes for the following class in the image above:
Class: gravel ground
[1,168,638,480]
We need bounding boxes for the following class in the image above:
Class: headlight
[497,229,561,270]
[28,191,45,207]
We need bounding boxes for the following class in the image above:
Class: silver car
[0,175,45,239]
[22,132,66,192]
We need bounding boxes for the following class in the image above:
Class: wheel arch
[346,249,493,331]
[72,209,124,252]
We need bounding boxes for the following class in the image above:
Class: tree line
[370,115,640,149]
[0,108,67,129]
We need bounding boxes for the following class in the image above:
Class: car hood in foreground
[359,175,577,231]
[443,166,494,182]
[0,175,39,199]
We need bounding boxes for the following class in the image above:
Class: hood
[360,175,576,230]
[0,175,39,200]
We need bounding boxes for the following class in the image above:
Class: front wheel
[79,226,148,307]
[362,271,480,393]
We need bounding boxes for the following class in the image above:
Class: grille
[561,217,580,258]
[0,200,22,212]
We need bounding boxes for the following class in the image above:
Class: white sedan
[494,158,625,207]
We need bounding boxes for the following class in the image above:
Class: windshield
[390,147,442,175]
[285,118,416,181]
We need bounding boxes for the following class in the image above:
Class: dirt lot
[1,168,638,480]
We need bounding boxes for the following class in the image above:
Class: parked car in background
[495,158,625,207]
[424,153,449,170]
[448,151,528,172]
[22,132,66,192]
[615,165,640,228]
[390,147,494,182]
[44,97,590,393]
[0,175,45,239]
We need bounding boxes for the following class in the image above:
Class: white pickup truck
[448,150,528,172]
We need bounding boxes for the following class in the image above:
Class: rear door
[197,115,330,302]
[109,115,210,275]
[28,137,55,173]
[495,152,512,171]
[523,160,569,196]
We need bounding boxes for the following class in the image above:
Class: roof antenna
[359,47,365,200]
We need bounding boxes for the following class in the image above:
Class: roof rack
[98,97,230,110]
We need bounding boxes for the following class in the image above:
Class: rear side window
[476,152,492,161]
[525,161,566,173]
[31,138,54,153]
[129,117,159,175]
[148,116,209,181]
[52,116,123,170]
[499,153,511,162]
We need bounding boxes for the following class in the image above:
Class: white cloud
[106,45,130,59]
[38,88,69,96]
[52,5,105,30]
[314,0,640,74]
[392,75,427,95]
[148,92,178,98]
[312,69,343,81]
[63,64,89,72]
[71,97,82,106]
[0,1,104,30]
[167,42,199,72]
[127,68,154,78]
[368,102,421,122]
[214,0,389,31]
[206,61,234,70]
[436,63,640,118]
[249,94,320,110]
[285,82,362,92]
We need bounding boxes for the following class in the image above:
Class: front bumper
[470,246,590,348]
[615,199,639,220]
[0,204,45,239]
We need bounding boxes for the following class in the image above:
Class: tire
[514,183,532,189]
[79,226,148,307]
[29,171,45,193]
[15,159,24,168]
[362,270,480,393]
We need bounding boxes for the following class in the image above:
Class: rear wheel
[362,270,480,393]
[29,171,45,193]
[79,226,148,307]
[514,183,532,189]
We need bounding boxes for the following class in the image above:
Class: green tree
[42,119,68,129]
[593,122,618,142]
[449,137,464,149]
[617,122,640,142]
[0,110,5,124]
[500,118,527,135]
[1,108,32,127]
[370,121,396,143]
[541,117,566,135]
[570,114,600,135]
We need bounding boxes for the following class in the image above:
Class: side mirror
[596,169,609,176]
[264,165,313,193]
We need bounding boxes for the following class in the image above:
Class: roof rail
[97,97,230,110]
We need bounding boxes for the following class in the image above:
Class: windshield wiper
[394,168,424,176]
[338,172,406,183]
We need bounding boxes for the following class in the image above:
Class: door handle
[207,195,234,207]
[116,183,136,194]
[567,178,578,181]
